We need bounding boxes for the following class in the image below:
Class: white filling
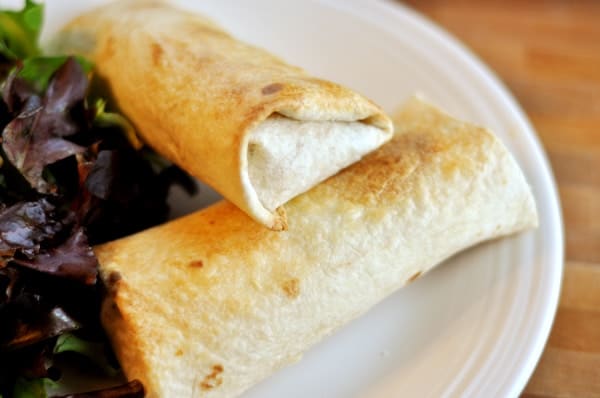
[247,115,387,211]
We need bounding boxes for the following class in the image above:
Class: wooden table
[403,1,600,396]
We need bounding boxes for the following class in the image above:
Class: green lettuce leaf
[54,334,119,376]
[18,55,93,93]
[12,378,56,398]
[93,99,143,150]
[0,0,43,60]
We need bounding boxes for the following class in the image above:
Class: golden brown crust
[327,101,493,206]
[53,0,393,229]
[94,97,537,398]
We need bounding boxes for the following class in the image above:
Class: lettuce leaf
[2,58,88,193]
[14,229,97,285]
[0,2,194,397]
[0,199,66,263]
[12,378,55,398]
[0,0,42,60]
[18,56,93,94]
[53,334,118,376]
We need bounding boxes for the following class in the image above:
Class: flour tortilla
[93,98,537,398]
[52,0,393,230]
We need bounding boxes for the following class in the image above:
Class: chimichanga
[93,98,537,398]
[52,0,393,230]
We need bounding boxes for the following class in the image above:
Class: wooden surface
[403,1,600,396]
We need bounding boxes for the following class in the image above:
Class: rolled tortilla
[94,98,537,398]
[52,0,393,230]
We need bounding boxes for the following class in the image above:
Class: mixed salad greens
[0,2,195,397]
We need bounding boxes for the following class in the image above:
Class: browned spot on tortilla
[441,158,461,177]
[262,83,283,95]
[304,77,347,96]
[189,260,204,268]
[175,349,184,356]
[247,143,257,157]
[107,271,122,286]
[151,43,163,66]
[272,207,288,231]
[325,122,480,206]
[282,278,300,299]
[209,220,216,225]
[104,300,123,320]
[407,271,422,283]
[244,103,270,129]
[200,364,224,390]
[103,272,122,299]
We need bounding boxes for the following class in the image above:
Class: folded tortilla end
[52,0,394,229]
[94,97,536,397]
[241,114,393,228]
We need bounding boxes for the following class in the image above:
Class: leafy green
[12,378,45,398]
[93,99,142,150]
[53,334,118,376]
[2,57,88,193]
[0,0,43,60]
[12,378,56,398]
[18,56,93,93]
[0,2,193,397]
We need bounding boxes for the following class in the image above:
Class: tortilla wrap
[52,0,393,230]
[93,98,537,398]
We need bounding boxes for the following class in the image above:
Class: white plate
[37,0,564,397]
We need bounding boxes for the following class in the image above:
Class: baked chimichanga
[93,98,537,398]
[52,0,393,230]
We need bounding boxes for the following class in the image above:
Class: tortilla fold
[52,0,393,230]
[93,98,537,398]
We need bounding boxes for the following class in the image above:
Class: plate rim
[35,0,566,396]
[371,1,565,395]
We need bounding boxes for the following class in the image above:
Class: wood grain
[403,1,600,396]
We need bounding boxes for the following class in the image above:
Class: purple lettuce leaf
[38,57,88,139]
[13,228,97,285]
[1,65,37,113]
[4,307,80,352]
[0,199,65,263]
[1,58,88,193]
